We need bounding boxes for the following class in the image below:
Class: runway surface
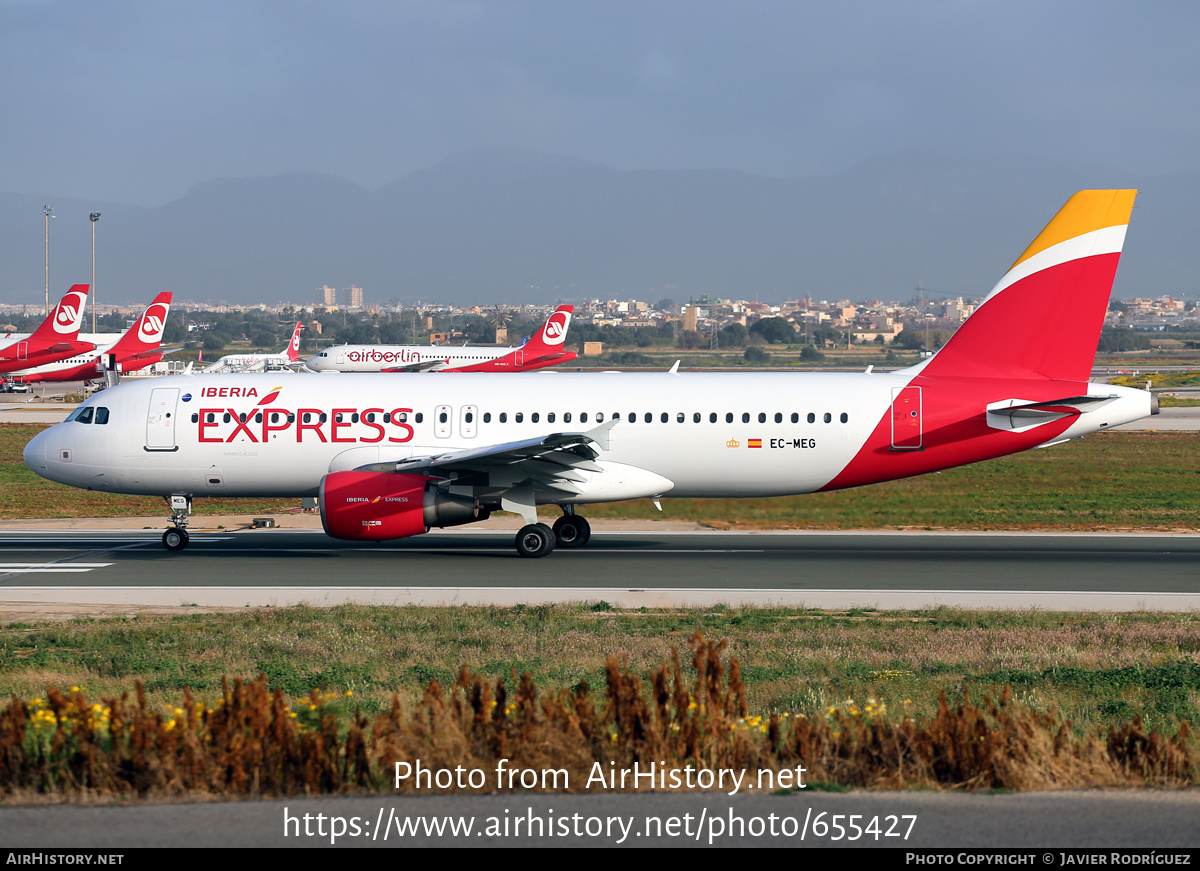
[2,529,1198,612]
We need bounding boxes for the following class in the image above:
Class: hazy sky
[3,0,1198,206]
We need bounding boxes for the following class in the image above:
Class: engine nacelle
[319,471,487,541]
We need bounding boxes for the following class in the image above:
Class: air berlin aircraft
[0,285,94,374]
[199,322,303,373]
[6,292,172,384]
[24,192,1155,557]
[305,306,576,372]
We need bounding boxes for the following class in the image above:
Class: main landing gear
[162,494,192,552]
[514,508,592,558]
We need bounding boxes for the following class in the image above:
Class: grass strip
[1,633,1193,801]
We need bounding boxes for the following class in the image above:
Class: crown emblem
[726,438,740,448]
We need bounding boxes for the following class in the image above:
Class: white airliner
[305,306,575,373]
[198,322,303,374]
[24,191,1155,557]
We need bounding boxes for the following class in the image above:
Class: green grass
[4,424,1199,529]
[2,604,1197,736]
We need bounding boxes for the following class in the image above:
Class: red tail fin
[520,306,573,356]
[285,322,302,362]
[27,285,89,345]
[918,190,1136,382]
[108,292,172,362]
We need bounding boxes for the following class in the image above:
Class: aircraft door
[890,386,923,450]
[514,349,524,368]
[460,404,478,438]
[16,342,27,361]
[145,387,180,451]
[435,404,452,438]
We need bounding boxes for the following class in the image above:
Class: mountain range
[0,149,1194,306]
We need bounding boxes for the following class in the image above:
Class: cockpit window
[95,407,109,425]
[75,407,94,424]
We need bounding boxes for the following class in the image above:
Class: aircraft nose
[23,427,49,475]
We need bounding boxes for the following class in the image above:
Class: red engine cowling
[319,471,485,541]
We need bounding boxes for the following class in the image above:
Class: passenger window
[95,407,108,425]
[483,412,491,423]
[693,413,701,423]
[824,413,832,423]
[466,411,474,423]
[628,412,636,423]
[742,413,750,423]
[758,412,766,423]
[271,412,281,423]
[725,413,733,423]
[287,413,295,423]
[840,412,849,423]
[547,412,554,423]
[677,412,685,423]
[774,413,782,423]
[592,412,600,422]
[191,413,198,423]
[395,412,407,423]
[415,413,423,423]
[807,413,816,424]
[207,413,216,424]
[363,412,373,423]
[438,411,447,423]
[223,413,232,424]
[710,413,717,423]
[319,413,328,424]
[661,412,669,423]
[254,412,262,423]
[563,412,572,423]
[516,412,524,423]
[531,412,540,423]
[499,412,507,423]
[352,413,360,423]
[77,407,94,424]
[239,413,248,423]
[791,413,799,423]
[645,413,653,423]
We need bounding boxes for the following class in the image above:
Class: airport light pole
[43,205,54,315]
[90,212,101,334]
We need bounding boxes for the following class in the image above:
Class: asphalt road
[2,529,1199,611]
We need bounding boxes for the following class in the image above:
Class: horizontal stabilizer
[986,395,1118,431]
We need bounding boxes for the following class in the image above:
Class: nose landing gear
[162,494,192,551]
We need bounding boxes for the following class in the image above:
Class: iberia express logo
[256,386,285,405]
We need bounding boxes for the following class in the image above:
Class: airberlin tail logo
[52,292,87,334]
[289,325,302,357]
[257,386,284,406]
[542,311,570,346]
[137,303,170,343]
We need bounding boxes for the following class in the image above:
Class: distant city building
[318,286,336,306]
[346,286,364,308]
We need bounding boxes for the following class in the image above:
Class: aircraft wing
[380,359,449,372]
[354,419,618,496]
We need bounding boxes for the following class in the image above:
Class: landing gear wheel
[162,528,190,551]
[553,515,591,548]
[515,523,556,558]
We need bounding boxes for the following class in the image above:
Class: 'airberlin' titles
[196,407,416,444]
[347,349,432,364]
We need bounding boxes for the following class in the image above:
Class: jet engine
[319,471,487,541]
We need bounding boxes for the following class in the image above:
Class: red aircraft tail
[107,292,173,368]
[27,284,90,346]
[918,190,1137,383]
[285,322,303,362]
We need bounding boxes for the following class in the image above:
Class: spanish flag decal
[748,438,763,448]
